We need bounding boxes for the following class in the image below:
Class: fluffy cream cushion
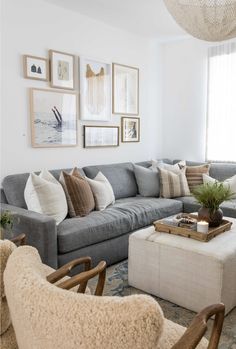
[24,170,68,225]
[0,240,18,349]
[4,246,165,349]
[157,319,208,349]
[203,173,236,198]
[86,172,115,211]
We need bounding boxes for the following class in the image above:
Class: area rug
[90,260,236,349]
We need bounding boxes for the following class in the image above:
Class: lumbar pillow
[24,169,68,225]
[159,167,190,198]
[134,165,160,197]
[203,174,236,199]
[86,172,115,211]
[186,164,210,192]
[59,168,95,217]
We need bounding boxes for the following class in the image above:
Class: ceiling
[43,0,186,39]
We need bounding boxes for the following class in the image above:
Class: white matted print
[112,63,139,115]
[121,117,140,142]
[80,58,111,121]
[30,89,77,147]
[84,126,119,148]
[50,50,75,90]
[23,55,49,81]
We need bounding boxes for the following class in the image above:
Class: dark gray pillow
[134,165,160,197]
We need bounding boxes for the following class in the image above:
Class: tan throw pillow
[59,168,95,217]
[159,167,190,198]
[186,164,210,192]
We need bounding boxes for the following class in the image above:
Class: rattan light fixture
[163,0,236,41]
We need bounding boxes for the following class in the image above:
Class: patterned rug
[90,260,236,349]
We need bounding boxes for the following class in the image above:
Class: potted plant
[0,211,13,239]
[192,182,234,227]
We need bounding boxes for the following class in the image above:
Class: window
[206,43,236,162]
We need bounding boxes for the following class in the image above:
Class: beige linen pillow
[59,168,95,217]
[159,167,190,198]
[186,164,210,192]
[153,160,186,174]
[24,169,68,225]
[86,172,115,211]
[203,173,236,199]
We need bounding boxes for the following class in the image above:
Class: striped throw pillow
[159,167,190,198]
[186,164,210,192]
[59,168,95,217]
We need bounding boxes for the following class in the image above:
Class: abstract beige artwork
[80,58,111,121]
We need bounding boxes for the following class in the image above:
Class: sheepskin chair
[0,240,18,349]
[4,246,208,349]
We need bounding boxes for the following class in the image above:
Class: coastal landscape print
[30,89,77,147]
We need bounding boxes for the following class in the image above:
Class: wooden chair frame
[47,257,106,296]
[172,303,225,349]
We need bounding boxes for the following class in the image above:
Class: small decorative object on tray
[154,213,232,242]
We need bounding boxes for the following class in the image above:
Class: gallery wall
[0,0,163,180]
[161,38,209,162]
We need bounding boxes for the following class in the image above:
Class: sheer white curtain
[206,42,236,162]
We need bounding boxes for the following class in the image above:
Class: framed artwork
[30,88,78,147]
[112,63,139,115]
[121,117,140,142]
[83,126,119,148]
[23,55,49,81]
[80,57,111,121]
[49,50,75,90]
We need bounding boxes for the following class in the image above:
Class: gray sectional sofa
[1,159,236,270]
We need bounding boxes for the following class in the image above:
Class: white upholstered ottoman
[128,217,236,315]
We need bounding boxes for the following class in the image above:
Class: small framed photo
[80,57,111,121]
[23,55,49,81]
[49,50,75,90]
[30,88,78,147]
[121,117,140,142]
[112,63,139,115]
[84,126,119,148]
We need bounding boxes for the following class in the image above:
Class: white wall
[161,38,209,161]
[0,0,163,180]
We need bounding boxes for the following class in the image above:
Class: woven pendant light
[163,0,236,41]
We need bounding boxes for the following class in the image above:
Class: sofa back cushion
[83,163,138,199]
[2,168,85,208]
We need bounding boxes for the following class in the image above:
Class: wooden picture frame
[23,55,49,81]
[121,117,140,142]
[80,57,111,121]
[112,63,139,115]
[49,50,75,90]
[30,88,78,148]
[83,125,119,148]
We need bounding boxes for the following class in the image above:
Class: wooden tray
[153,214,233,242]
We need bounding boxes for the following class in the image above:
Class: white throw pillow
[86,172,115,211]
[152,160,186,174]
[203,174,236,199]
[24,169,68,225]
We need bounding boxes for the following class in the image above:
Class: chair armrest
[0,203,57,268]
[47,257,92,284]
[171,303,225,349]
[57,260,107,296]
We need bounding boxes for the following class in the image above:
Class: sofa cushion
[173,160,236,182]
[176,196,236,218]
[57,196,183,254]
[2,168,85,208]
[83,163,138,199]
[134,165,160,197]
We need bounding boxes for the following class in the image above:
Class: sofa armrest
[0,203,57,268]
